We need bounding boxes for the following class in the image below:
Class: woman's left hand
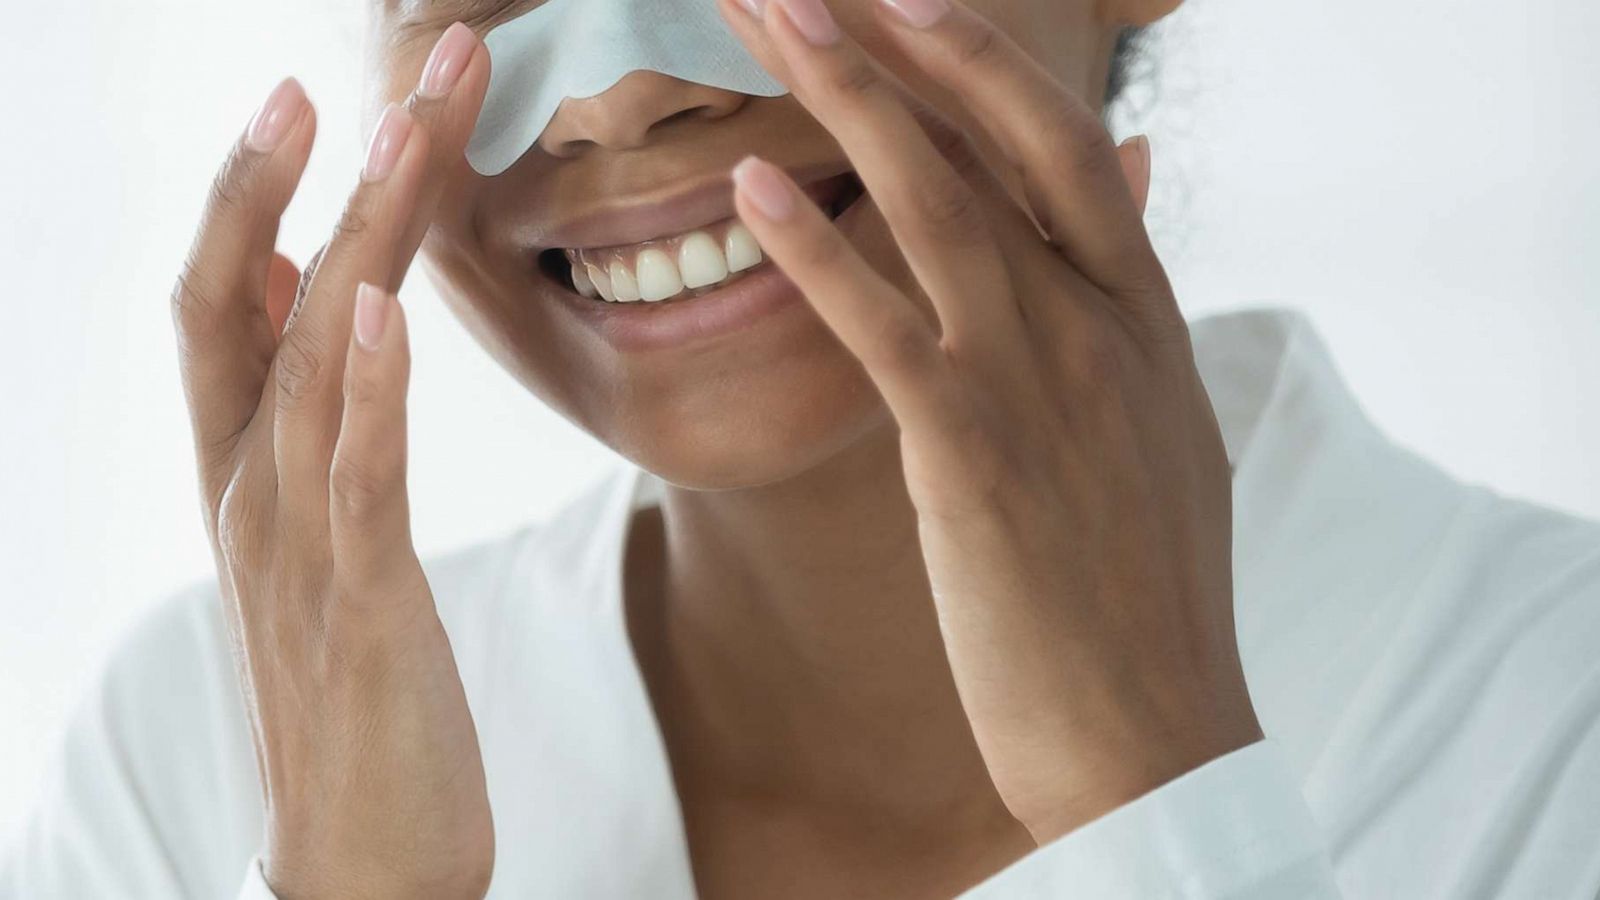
[719,0,1263,844]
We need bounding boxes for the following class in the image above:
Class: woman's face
[366,0,1115,489]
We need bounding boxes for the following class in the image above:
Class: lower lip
[544,193,870,354]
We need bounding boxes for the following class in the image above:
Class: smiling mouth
[535,171,867,305]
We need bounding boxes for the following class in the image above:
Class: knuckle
[1131,303,1196,364]
[328,452,396,522]
[918,177,987,244]
[824,55,883,104]
[330,562,429,637]
[1109,257,1170,299]
[215,468,273,567]
[953,419,1011,502]
[1040,107,1118,178]
[916,110,986,177]
[169,258,228,340]
[192,426,252,491]
[907,405,1012,520]
[331,202,373,244]
[866,312,938,374]
[795,225,853,273]
[343,362,389,411]
[950,18,1002,68]
[206,144,265,219]
[273,328,330,405]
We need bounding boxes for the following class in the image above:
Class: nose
[537,71,750,157]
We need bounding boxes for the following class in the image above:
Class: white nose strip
[465,0,790,177]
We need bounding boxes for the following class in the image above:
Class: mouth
[533,169,868,305]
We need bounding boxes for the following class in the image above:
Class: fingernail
[245,77,306,153]
[776,0,841,45]
[362,104,414,183]
[419,22,476,99]
[1132,133,1152,184]
[879,0,949,28]
[732,156,795,220]
[354,283,392,351]
[736,0,767,17]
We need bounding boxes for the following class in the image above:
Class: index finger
[170,77,315,494]
[266,22,490,424]
[263,24,490,543]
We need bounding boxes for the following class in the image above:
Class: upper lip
[522,160,855,251]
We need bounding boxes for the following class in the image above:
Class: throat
[623,493,1031,899]
[619,429,1002,822]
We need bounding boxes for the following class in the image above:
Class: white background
[1,0,1596,842]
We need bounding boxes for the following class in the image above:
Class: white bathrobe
[5,308,1598,898]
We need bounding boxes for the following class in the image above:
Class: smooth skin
[169,0,1257,896]
[171,42,496,899]
[721,0,1259,843]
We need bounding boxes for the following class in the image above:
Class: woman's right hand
[167,25,495,899]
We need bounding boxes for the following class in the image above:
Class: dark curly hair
[1105,25,1148,109]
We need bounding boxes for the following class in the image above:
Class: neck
[628,421,1009,829]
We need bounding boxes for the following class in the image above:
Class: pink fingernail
[736,0,767,17]
[732,156,795,220]
[362,104,414,183]
[776,0,841,45]
[245,77,306,153]
[879,0,949,28]
[419,22,476,99]
[354,283,392,351]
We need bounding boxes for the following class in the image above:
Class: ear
[1099,0,1184,27]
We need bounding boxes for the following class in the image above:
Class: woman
[4,0,1597,896]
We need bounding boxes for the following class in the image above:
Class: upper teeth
[565,220,765,303]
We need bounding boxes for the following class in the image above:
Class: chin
[435,268,898,491]
[597,328,895,491]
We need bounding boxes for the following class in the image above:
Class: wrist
[1014,716,1265,845]
[262,846,492,900]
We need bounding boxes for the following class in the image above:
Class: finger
[266,252,300,338]
[874,0,1167,300]
[270,103,432,526]
[170,77,314,481]
[721,0,1021,353]
[329,284,418,592]
[732,156,963,439]
[392,22,494,292]
[268,24,490,492]
[1116,135,1152,216]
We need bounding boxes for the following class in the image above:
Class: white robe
[5,308,1598,898]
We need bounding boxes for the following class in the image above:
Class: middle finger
[270,103,430,544]
[720,0,1023,356]
[269,24,489,532]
